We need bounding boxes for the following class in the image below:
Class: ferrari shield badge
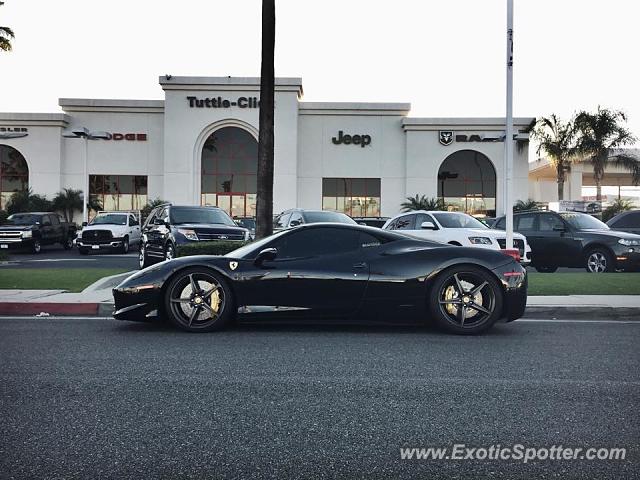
[229,261,238,271]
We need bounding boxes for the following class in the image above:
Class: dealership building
[0,76,534,221]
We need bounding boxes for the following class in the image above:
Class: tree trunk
[596,180,602,201]
[557,180,564,201]
[255,0,275,240]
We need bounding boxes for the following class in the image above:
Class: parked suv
[274,209,357,231]
[606,210,640,235]
[139,204,250,268]
[382,210,532,265]
[77,211,141,254]
[0,212,76,253]
[493,210,640,272]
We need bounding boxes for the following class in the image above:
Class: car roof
[607,210,639,223]
[10,212,50,215]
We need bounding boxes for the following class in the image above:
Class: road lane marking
[520,319,640,324]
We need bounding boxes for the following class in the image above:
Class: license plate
[91,245,100,250]
[0,244,8,249]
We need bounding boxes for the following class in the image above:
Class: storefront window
[0,145,29,210]
[322,178,381,217]
[581,186,640,207]
[437,150,496,217]
[89,175,147,212]
[201,127,258,217]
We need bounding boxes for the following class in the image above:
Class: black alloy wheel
[164,268,233,332]
[32,239,42,254]
[429,266,503,334]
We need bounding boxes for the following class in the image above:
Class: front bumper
[613,246,640,271]
[0,238,34,250]
[78,237,125,250]
[112,285,162,322]
[492,262,528,322]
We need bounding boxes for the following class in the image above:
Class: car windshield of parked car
[170,208,235,226]
[236,218,255,229]
[5,214,40,225]
[90,214,127,226]
[560,212,609,230]
[303,211,357,224]
[432,212,488,229]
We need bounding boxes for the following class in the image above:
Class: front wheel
[428,266,503,335]
[164,243,176,261]
[139,245,151,269]
[120,236,129,254]
[32,239,42,254]
[164,268,234,332]
[585,248,614,273]
[63,236,73,250]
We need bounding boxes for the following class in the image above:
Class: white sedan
[382,210,531,265]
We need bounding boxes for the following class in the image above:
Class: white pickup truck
[77,211,142,254]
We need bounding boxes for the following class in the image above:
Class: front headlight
[177,228,198,241]
[244,230,250,241]
[21,230,32,238]
[618,238,640,246]
[469,236,492,245]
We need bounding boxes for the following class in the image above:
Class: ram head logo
[439,131,454,146]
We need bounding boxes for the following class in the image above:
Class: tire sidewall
[428,265,504,335]
[164,267,234,332]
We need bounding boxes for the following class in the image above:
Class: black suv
[139,205,249,268]
[274,209,357,231]
[493,210,640,272]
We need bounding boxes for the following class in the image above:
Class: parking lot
[1,317,638,479]
[1,247,139,270]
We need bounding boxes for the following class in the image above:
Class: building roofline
[59,98,165,113]
[0,112,70,126]
[403,117,536,130]
[299,102,410,116]
[159,76,303,97]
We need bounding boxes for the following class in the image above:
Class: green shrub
[176,240,250,257]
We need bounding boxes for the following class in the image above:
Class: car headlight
[618,238,640,246]
[469,236,492,245]
[21,230,32,238]
[177,229,198,241]
[244,230,250,241]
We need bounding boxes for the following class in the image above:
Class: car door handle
[352,262,367,269]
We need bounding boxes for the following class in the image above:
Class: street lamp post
[504,0,515,249]
[62,128,110,223]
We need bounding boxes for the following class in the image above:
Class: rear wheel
[164,268,234,332]
[534,264,558,273]
[428,266,503,335]
[62,236,73,250]
[585,248,614,273]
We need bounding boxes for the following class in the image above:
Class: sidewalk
[0,271,132,317]
[524,295,640,320]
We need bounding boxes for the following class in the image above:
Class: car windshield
[90,214,127,226]
[560,212,609,230]
[236,218,256,229]
[5,214,40,225]
[432,212,488,229]
[170,207,235,226]
[303,211,357,224]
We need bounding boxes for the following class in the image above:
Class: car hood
[467,228,526,240]
[83,224,128,232]
[0,225,33,231]
[578,228,640,240]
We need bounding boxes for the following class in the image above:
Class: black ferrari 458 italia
[113,223,527,334]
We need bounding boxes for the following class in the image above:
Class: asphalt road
[1,318,638,479]
[1,247,139,270]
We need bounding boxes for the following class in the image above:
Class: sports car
[113,223,527,334]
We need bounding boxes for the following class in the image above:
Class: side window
[129,215,139,226]
[415,213,437,229]
[276,227,360,259]
[538,213,563,231]
[275,212,292,229]
[395,214,416,230]
[515,214,536,231]
[289,212,304,227]
[495,217,506,230]
[385,219,397,230]
[612,212,638,228]
[157,208,169,224]
[144,208,158,228]
[50,214,60,226]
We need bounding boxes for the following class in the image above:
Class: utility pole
[504,0,514,249]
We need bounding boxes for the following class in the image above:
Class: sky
[1,0,639,150]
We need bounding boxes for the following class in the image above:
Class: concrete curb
[523,306,640,321]
[0,302,112,316]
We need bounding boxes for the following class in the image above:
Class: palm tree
[400,195,445,212]
[532,114,576,200]
[52,188,83,222]
[513,199,540,212]
[574,107,640,201]
[255,0,275,239]
[141,197,168,223]
[0,2,14,52]
[6,189,52,214]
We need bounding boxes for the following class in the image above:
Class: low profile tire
[139,245,151,269]
[121,236,129,254]
[534,265,558,273]
[63,236,73,250]
[428,266,503,335]
[164,268,234,332]
[165,242,176,261]
[32,239,42,254]
[79,247,89,255]
[585,248,614,273]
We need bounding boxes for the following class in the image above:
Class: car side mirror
[421,221,437,230]
[254,247,277,266]
[289,220,301,227]
[82,221,88,227]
